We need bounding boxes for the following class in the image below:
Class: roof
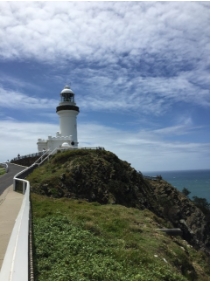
[61,85,74,94]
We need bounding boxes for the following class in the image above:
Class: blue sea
[143,169,210,203]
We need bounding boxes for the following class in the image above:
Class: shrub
[182,188,191,197]
[192,196,210,216]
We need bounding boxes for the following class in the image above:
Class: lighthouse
[56,85,79,145]
[37,85,80,151]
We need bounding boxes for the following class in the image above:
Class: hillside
[28,148,210,280]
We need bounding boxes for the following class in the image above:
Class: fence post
[13,178,16,191]
[22,182,25,194]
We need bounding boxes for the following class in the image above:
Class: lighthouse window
[61,93,74,102]
[64,95,68,101]
[62,94,70,102]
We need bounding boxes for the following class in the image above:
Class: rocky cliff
[148,179,209,253]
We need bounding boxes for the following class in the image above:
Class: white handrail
[36,148,58,166]
[0,150,58,280]
[0,177,30,280]
[0,158,43,280]
[33,150,51,165]
[0,180,29,281]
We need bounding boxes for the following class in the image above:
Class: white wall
[37,140,47,151]
[57,110,78,142]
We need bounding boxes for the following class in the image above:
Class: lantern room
[60,85,75,103]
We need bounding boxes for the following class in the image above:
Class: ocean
[143,169,210,203]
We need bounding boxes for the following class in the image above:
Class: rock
[151,181,209,252]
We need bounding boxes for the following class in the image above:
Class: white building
[37,85,79,151]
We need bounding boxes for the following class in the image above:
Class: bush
[192,196,210,214]
[182,188,191,197]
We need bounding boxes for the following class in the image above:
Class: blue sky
[0,1,209,171]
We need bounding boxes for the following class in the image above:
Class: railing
[33,150,51,165]
[0,149,55,280]
[13,164,38,193]
[12,152,43,161]
[56,146,103,151]
[11,147,105,163]
[0,163,38,281]
[0,180,30,280]
[34,148,58,166]
[156,228,182,236]
[79,147,105,150]
[34,147,104,166]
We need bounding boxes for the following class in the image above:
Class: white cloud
[0,120,209,171]
[1,67,208,118]
[0,1,209,171]
[75,68,209,115]
[0,73,43,92]
[0,86,57,110]
[77,122,210,171]
[0,2,209,65]
[0,120,58,162]
[0,2,209,115]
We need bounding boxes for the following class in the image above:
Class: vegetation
[28,149,210,281]
[0,166,6,176]
[31,194,210,281]
[27,149,158,211]
[182,187,191,197]
[182,188,209,220]
[192,196,210,222]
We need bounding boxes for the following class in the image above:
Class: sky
[0,1,210,172]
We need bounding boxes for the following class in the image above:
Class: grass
[31,193,210,281]
[0,167,6,176]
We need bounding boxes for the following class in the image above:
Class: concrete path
[0,185,24,269]
[0,163,26,270]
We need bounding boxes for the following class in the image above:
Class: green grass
[0,167,6,176]
[31,194,210,281]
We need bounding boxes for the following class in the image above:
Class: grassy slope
[31,195,209,281]
[29,149,210,281]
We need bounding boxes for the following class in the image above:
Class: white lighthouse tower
[37,85,79,151]
[56,85,79,145]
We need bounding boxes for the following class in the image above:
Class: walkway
[0,164,26,270]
